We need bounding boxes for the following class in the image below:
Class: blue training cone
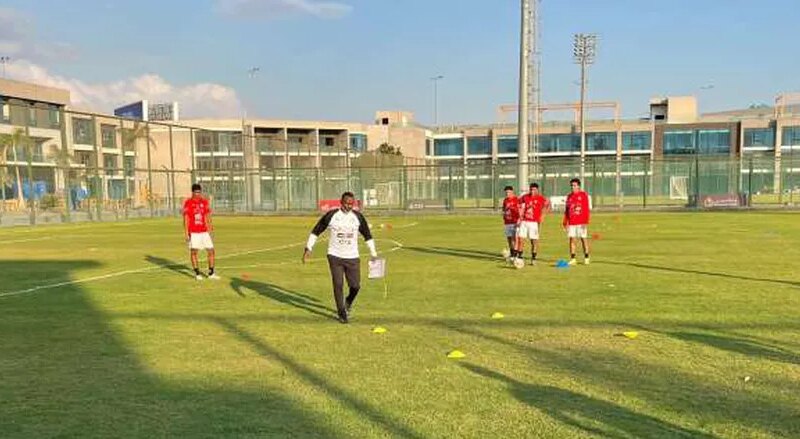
[556,259,569,269]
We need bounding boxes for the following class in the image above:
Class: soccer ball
[501,248,511,259]
[513,258,525,269]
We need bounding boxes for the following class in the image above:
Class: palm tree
[0,136,14,220]
[120,121,157,216]
[49,144,74,221]
[0,129,31,209]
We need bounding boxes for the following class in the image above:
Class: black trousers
[326,255,361,315]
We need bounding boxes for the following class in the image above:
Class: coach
[302,191,378,323]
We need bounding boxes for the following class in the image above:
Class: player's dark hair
[504,185,513,191]
[191,183,202,192]
[341,191,355,200]
[529,183,539,189]
[570,178,581,186]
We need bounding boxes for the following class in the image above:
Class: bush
[39,194,61,211]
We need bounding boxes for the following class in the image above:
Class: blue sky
[2,0,799,123]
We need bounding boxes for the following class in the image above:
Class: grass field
[1,212,799,438]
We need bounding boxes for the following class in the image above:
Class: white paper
[368,258,386,279]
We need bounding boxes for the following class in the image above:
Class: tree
[0,129,32,209]
[0,136,13,219]
[120,121,157,215]
[352,142,404,168]
[48,144,74,218]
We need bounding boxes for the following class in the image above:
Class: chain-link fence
[2,100,800,226]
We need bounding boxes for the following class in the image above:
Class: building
[3,75,800,213]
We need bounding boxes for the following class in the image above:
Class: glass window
[697,129,730,154]
[219,132,242,152]
[434,138,463,156]
[75,151,93,166]
[103,154,117,174]
[539,134,579,153]
[101,124,116,149]
[498,135,518,154]
[467,136,491,155]
[586,132,617,152]
[72,118,94,145]
[49,106,61,128]
[349,134,367,152]
[28,107,36,127]
[622,131,651,150]
[195,131,214,152]
[1,100,9,122]
[781,126,800,146]
[663,131,695,155]
[743,128,774,148]
[123,156,135,177]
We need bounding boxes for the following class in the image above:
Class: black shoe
[345,300,353,316]
[338,312,349,324]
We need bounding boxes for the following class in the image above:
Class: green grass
[1,212,800,438]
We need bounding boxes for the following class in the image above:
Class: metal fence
[1,99,800,226]
[2,154,799,227]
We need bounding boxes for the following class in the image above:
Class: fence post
[642,157,647,208]
[314,168,320,210]
[228,169,235,213]
[60,109,72,223]
[491,163,497,210]
[146,122,154,218]
[447,166,453,210]
[694,154,700,208]
[748,156,754,207]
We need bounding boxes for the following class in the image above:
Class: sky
[1,0,798,124]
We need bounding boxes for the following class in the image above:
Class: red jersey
[564,191,590,226]
[502,196,520,225]
[183,197,211,233]
[520,194,549,223]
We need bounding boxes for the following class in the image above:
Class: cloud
[0,6,79,62]
[6,59,243,119]
[216,0,352,20]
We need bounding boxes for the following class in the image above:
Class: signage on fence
[407,199,449,210]
[549,195,593,211]
[697,193,747,208]
[318,199,362,212]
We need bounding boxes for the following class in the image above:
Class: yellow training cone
[491,312,505,319]
[622,331,639,339]
[372,327,388,334]
[447,350,466,359]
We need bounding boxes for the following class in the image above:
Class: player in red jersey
[183,183,219,280]
[562,178,591,265]
[501,185,522,262]
[518,182,550,265]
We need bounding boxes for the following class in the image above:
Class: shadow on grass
[668,331,800,365]
[404,246,504,262]
[0,260,345,438]
[444,322,800,437]
[230,277,336,321]
[216,319,426,439]
[144,254,195,279]
[598,260,800,288]
[462,363,714,439]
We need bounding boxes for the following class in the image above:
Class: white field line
[0,237,53,244]
[0,241,305,299]
[0,223,415,299]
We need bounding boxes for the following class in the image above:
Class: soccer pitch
[1,212,799,438]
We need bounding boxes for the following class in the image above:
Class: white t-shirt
[306,208,377,259]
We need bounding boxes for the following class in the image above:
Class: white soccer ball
[501,248,511,259]
[513,258,525,269]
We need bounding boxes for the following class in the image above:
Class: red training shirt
[563,191,590,226]
[502,196,521,225]
[184,197,212,233]
[520,194,549,223]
